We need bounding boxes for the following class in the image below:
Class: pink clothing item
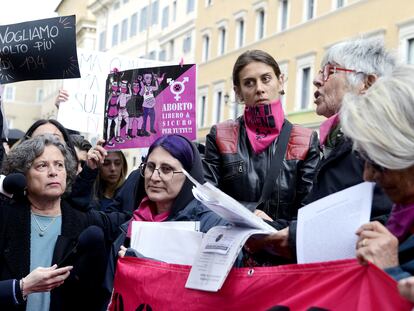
[319,114,340,147]
[243,100,285,154]
[126,196,170,237]
[386,203,414,242]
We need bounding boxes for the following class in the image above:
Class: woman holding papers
[103,135,226,305]
[340,65,414,282]
[203,50,320,224]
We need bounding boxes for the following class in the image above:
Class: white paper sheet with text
[185,226,264,292]
[183,169,276,232]
[130,221,202,265]
[296,182,374,264]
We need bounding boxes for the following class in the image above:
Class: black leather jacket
[203,117,320,222]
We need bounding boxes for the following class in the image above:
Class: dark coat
[0,279,21,306]
[0,198,128,311]
[385,234,414,281]
[287,137,393,257]
[203,118,320,222]
[102,136,227,307]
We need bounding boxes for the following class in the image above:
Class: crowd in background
[0,37,414,310]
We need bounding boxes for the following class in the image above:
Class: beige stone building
[194,0,414,142]
[4,0,414,146]
[89,0,197,63]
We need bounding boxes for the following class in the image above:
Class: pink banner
[108,257,413,311]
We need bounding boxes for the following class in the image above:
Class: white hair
[340,65,414,170]
[322,38,398,86]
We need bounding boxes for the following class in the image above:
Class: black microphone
[0,173,26,198]
[57,225,105,267]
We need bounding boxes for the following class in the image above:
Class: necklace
[31,213,58,237]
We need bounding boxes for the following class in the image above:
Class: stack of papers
[183,169,276,292]
[130,221,202,265]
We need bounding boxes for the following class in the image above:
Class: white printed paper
[296,182,374,264]
[130,221,202,265]
[185,226,263,292]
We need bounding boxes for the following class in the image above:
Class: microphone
[0,173,26,198]
[57,225,105,267]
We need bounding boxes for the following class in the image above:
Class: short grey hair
[322,38,397,86]
[340,65,414,170]
[2,134,78,192]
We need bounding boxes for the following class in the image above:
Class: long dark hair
[22,119,78,163]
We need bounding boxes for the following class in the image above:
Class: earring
[279,90,285,95]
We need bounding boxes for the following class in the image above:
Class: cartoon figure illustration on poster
[139,72,165,136]
[115,80,132,143]
[126,77,144,138]
[103,64,197,150]
[104,69,121,147]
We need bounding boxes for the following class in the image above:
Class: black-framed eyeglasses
[355,150,387,173]
[319,64,359,82]
[139,162,183,181]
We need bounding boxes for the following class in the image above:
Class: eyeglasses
[355,150,387,173]
[139,162,183,181]
[319,64,358,82]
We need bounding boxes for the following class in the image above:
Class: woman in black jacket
[203,50,320,224]
[0,135,127,311]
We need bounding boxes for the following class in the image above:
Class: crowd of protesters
[0,36,414,310]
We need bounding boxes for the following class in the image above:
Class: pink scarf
[386,203,414,242]
[244,100,285,154]
[126,196,170,237]
[319,113,340,147]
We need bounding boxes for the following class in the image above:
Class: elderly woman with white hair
[340,65,414,298]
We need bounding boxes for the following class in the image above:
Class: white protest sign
[58,49,167,134]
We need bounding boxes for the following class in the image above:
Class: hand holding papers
[182,169,276,232]
[183,169,276,291]
[296,182,374,264]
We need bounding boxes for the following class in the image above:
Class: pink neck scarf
[319,113,340,147]
[386,202,414,242]
[127,196,170,237]
[244,100,285,154]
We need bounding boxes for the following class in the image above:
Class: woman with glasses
[303,38,396,212]
[242,39,396,266]
[340,65,414,293]
[102,134,226,304]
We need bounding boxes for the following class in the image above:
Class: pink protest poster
[103,64,196,149]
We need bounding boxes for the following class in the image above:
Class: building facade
[3,0,97,133]
[89,0,198,64]
[194,0,414,142]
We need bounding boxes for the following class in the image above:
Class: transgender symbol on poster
[103,64,196,150]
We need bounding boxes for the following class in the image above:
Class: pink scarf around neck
[126,196,170,237]
[319,113,340,147]
[244,100,285,154]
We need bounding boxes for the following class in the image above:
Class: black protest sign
[0,15,80,84]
